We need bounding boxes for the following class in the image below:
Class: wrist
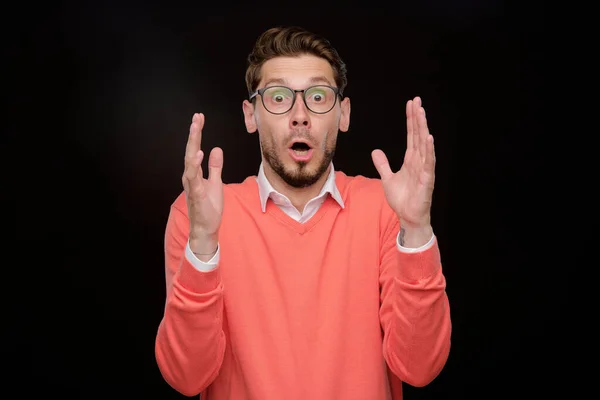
[398,219,433,248]
[189,231,219,258]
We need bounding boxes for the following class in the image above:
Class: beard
[261,129,336,189]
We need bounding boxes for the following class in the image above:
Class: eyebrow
[262,76,334,88]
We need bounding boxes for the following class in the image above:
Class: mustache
[284,129,316,143]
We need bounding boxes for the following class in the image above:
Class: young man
[155,26,451,399]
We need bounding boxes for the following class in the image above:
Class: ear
[242,100,257,133]
[339,97,351,132]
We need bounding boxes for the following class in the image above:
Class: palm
[192,173,223,235]
[372,97,436,227]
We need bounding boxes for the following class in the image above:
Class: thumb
[371,149,394,180]
[208,147,224,183]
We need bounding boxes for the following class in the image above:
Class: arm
[154,201,226,397]
[372,96,450,385]
[379,213,451,387]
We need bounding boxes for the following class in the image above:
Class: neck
[263,162,331,213]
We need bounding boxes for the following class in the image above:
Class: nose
[289,93,311,128]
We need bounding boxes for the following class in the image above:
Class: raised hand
[182,113,224,259]
[371,97,435,241]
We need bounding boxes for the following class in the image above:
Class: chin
[281,170,322,188]
[263,145,334,189]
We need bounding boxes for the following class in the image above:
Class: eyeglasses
[249,85,341,115]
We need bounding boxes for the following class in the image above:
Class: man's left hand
[372,96,436,245]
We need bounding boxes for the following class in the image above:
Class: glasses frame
[249,85,342,115]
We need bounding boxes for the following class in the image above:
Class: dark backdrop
[8,1,548,399]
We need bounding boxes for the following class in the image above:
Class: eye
[306,87,329,103]
[266,88,292,103]
[311,93,323,102]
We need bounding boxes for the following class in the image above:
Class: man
[155,26,451,400]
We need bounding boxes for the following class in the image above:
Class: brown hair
[245,26,348,97]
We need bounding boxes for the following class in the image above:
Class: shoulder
[335,170,386,203]
[223,175,258,196]
[335,170,397,225]
[223,176,260,209]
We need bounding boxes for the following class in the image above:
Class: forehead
[259,54,335,88]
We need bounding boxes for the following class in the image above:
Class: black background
[8,1,549,398]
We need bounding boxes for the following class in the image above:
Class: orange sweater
[155,171,451,399]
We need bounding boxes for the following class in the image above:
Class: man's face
[243,54,351,188]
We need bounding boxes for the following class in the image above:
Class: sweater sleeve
[155,200,226,397]
[378,209,452,388]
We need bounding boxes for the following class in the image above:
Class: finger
[412,97,421,153]
[208,147,224,183]
[417,106,430,161]
[185,113,205,162]
[424,134,435,176]
[183,149,204,183]
[371,149,394,180]
[406,100,414,151]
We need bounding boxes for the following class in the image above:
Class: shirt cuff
[396,232,435,253]
[185,241,220,272]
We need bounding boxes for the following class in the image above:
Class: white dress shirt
[185,163,435,272]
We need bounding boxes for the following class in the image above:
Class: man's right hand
[182,113,224,261]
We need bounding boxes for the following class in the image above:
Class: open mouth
[290,141,312,155]
[288,141,313,162]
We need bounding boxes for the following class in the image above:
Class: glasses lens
[261,85,338,114]
[304,86,336,113]
[262,87,295,114]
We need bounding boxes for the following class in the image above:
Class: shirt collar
[256,162,345,212]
